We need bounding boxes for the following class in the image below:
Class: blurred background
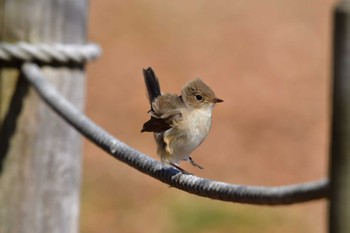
[82,1,336,232]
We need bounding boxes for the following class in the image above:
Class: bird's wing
[141,94,183,133]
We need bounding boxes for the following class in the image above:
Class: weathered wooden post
[329,0,350,232]
[0,1,88,233]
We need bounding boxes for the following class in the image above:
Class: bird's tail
[143,67,161,104]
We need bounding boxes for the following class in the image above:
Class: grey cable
[0,42,101,65]
[21,62,329,205]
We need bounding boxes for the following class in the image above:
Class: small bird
[141,67,223,173]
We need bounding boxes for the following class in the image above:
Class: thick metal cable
[21,62,329,205]
[0,42,101,66]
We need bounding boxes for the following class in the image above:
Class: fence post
[329,1,350,232]
[0,1,88,233]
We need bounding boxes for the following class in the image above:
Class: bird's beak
[213,98,224,103]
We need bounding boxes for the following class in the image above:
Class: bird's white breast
[170,107,213,162]
[185,107,212,141]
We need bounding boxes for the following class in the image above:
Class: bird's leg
[188,157,204,169]
[170,162,192,175]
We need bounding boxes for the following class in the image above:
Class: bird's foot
[188,157,204,169]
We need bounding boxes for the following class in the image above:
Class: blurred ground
[82,1,336,232]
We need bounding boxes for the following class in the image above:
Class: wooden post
[329,1,350,232]
[0,1,87,233]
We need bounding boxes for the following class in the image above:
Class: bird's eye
[195,94,203,101]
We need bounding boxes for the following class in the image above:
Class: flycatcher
[141,67,223,173]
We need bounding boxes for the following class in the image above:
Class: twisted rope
[21,62,329,205]
[0,42,101,65]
